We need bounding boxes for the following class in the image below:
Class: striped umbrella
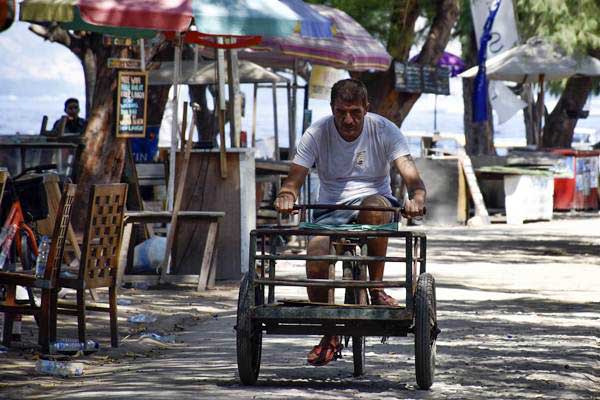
[245,4,391,71]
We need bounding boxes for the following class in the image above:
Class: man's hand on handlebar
[403,192,426,218]
[274,190,297,214]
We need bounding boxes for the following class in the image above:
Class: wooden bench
[117,211,225,291]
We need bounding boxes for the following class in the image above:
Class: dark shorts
[313,195,400,225]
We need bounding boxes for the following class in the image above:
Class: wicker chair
[54,183,128,347]
[0,183,77,352]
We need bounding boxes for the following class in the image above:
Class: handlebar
[289,204,426,223]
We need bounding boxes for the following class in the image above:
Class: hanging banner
[489,81,526,124]
[309,65,345,100]
[470,0,519,58]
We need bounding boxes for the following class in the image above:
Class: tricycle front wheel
[414,273,437,390]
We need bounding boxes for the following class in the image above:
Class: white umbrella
[148,60,287,85]
[460,37,600,81]
[461,37,600,139]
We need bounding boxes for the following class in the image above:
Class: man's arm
[274,163,309,213]
[393,155,426,216]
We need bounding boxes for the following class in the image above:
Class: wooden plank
[254,305,412,321]
[121,274,214,285]
[457,160,468,223]
[116,222,133,290]
[124,211,224,223]
[159,104,197,281]
[255,254,410,263]
[457,148,490,225]
[197,221,219,291]
[254,278,407,288]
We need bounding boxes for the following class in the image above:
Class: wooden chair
[0,183,77,353]
[54,183,128,347]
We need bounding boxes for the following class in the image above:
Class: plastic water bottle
[35,236,50,277]
[50,338,100,354]
[35,359,84,377]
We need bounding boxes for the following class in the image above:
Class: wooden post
[226,46,241,148]
[180,101,188,150]
[160,104,198,280]
[216,43,228,179]
[252,83,258,148]
[537,74,545,145]
[272,82,280,160]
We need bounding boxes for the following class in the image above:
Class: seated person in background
[49,98,87,136]
[274,79,426,367]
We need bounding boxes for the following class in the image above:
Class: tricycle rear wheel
[236,272,263,385]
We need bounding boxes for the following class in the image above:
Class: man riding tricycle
[236,79,438,389]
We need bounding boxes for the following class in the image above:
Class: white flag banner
[489,80,526,124]
[470,0,519,58]
[470,0,521,123]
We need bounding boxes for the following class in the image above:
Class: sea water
[1,22,599,154]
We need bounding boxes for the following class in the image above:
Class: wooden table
[117,210,225,291]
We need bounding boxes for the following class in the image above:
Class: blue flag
[472,0,502,123]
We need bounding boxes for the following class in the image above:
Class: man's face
[331,98,368,140]
[65,102,79,119]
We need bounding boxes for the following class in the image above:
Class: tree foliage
[516,0,600,55]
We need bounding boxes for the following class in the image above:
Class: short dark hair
[64,98,79,110]
[330,79,368,106]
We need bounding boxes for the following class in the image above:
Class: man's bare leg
[306,235,331,303]
[306,235,340,364]
[357,195,398,305]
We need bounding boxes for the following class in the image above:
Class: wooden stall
[171,148,255,280]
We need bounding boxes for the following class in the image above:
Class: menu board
[394,62,422,93]
[394,62,450,95]
[116,71,148,138]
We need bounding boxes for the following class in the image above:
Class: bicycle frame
[1,198,39,268]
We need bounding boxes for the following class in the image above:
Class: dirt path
[1,214,599,399]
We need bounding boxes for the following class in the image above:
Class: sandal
[307,335,343,366]
[369,289,399,306]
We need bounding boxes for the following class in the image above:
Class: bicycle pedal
[380,336,389,344]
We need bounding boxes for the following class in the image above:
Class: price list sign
[394,62,450,95]
[116,71,148,138]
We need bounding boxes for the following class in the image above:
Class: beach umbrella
[148,60,287,85]
[242,3,391,71]
[19,0,166,38]
[460,37,600,139]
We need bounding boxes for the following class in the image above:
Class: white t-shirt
[293,113,410,204]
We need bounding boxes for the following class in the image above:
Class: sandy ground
[1,213,599,399]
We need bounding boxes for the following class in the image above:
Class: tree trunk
[188,84,218,145]
[147,85,171,126]
[71,35,130,231]
[356,0,460,127]
[542,75,593,148]
[463,78,495,155]
[461,29,495,155]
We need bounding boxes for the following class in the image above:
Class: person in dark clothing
[49,98,86,136]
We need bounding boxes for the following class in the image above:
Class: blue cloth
[472,0,502,123]
[130,126,159,162]
[279,0,332,38]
